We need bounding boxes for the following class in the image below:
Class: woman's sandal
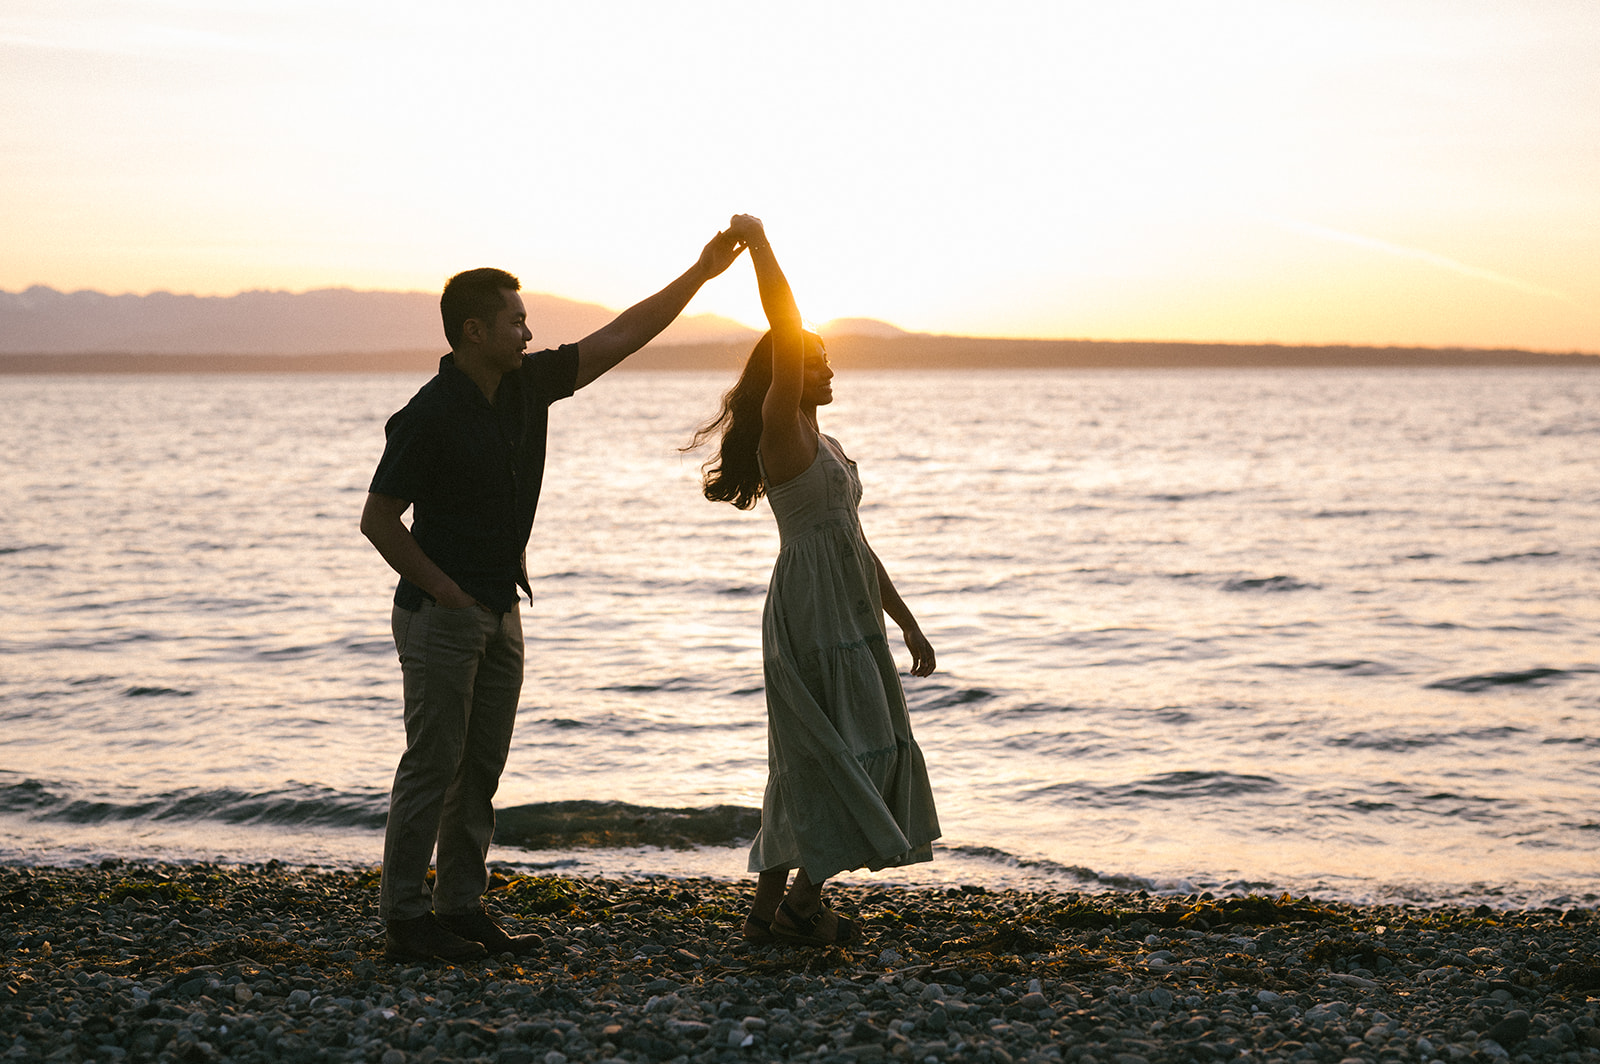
[742,914,777,944]
[771,898,860,946]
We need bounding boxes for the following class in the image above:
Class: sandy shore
[2,862,1597,1064]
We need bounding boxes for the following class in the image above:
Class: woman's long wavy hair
[685,329,821,509]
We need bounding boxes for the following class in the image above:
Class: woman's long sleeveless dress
[748,435,940,881]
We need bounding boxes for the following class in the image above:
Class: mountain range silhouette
[0,285,757,355]
[1,285,1594,372]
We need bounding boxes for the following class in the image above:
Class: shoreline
[3,863,1597,1064]
[2,337,1598,374]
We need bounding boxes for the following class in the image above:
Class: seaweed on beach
[0,885,40,911]
[1177,892,1342,929]
[1552,960,1600,993]
[942,934,1113,979]
[1027,891,1339,934]
[4,863,1597,1064]
[141,935,351,974]
[1304,934,1406,969]
[1046,902,1121,930]
[493,874,609,917]
[107,877,202,905]
[938,922,1059,957]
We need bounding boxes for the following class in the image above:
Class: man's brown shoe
[384,913,489,964]
[437,907,543,957]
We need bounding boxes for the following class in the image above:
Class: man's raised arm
[573,226,744,388]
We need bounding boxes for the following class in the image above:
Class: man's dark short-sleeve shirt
[369,345,581,612]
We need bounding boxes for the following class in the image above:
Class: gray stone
[1483,1011,1530,1049]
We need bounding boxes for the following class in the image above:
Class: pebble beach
[3,863,1598,1064]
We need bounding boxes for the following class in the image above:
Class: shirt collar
[438,352,495,410]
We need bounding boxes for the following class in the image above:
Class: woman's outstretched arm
[728,215,815,484]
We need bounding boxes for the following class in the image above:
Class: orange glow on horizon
[1,1,1596,351]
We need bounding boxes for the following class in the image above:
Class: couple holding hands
[363,215,940,963]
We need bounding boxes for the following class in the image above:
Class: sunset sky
[3,0,1597,351]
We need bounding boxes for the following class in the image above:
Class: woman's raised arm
[728,215,816,484]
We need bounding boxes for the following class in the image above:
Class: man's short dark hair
[441,268,521,347]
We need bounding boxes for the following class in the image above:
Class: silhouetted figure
[362,229,745,963]
[689,215,940,946]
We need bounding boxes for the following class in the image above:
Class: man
[361,226,745,962]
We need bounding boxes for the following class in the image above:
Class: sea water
[1,367,1596,908]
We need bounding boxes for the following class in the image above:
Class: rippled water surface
[2,367,1596,906]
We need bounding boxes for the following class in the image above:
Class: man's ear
[460,317,487,345]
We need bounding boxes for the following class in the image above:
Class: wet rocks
[1,863,1597,1063]
[1484,1008,1532,1048]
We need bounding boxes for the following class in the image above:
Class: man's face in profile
[479,289,532,372]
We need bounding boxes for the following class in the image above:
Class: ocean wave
[1329,731,1446,751]
[596,677,711,695]
[981,700,1090,720]
[0,628,164,654]
[1466,550,1560,565]
[1025,771,1281,805]
[1414,792,1509,822]
[0,543,59,556]
[520,712,761,736]
[995,730,1115,759]
[1536,419,1600,437]
[917,687,999,710]
[1259,659,1395,675]
[493,800,760,850]
[0,781,1089,873]
[939,844,1149,891]
[1222,575,1318,592]
[1328,780,1510,815]
[934,844,1302,898]
[0,778,388,829]
[1146,490,1234,503]
[1332,724,1546,751]
[1426,667,1587,692]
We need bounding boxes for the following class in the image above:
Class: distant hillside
[0,284,1594,372]
[821,317,911,339]
[611,335,1600,373]
[818,335,1600,370]
[6,334,1592,375]
[0,285,755,355]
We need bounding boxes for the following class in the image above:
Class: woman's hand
[904,626,937,677]
[728,214,767,249]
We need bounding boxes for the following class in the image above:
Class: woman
[688,214,940,946]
